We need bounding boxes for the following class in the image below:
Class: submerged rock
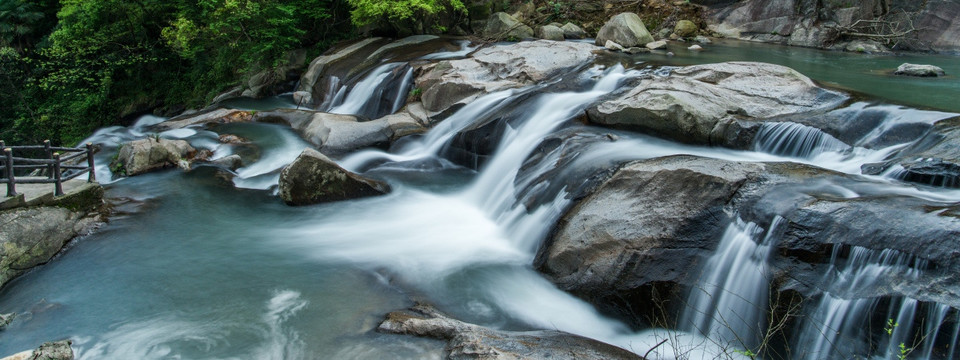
[482,12,534,40]
[111,138,197,176]
[894,63,946,77]
[586,61,847,147]
[416,40,598,114]
[595,13,654,48]
[0,312,13,330]
[379,304,641,360]
[278,148,390,206]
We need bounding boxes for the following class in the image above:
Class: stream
[1,38,959,360]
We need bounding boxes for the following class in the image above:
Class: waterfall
[753,121,850,159]
[681,216,785,350]
[390,67,415,114]
[793,246,956,360]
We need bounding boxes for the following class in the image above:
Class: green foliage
[897,342,911,360]
[885,318,899,335]
[346,0,465,26]
[733,348,757,359]
[1,0,350,146]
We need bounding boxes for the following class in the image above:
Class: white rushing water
[328,63,403,116]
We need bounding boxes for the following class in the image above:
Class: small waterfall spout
[327,63,411,118]
[793,246,957,360]
[681,216,785,350]
[754,122,850,159]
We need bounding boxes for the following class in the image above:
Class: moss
[52,184,105,212]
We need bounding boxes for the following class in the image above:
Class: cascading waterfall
[327,63,410,118]
[793,246,957,360]
[681,216,786,351]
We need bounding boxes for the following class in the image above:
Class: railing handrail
[1,140,97,197]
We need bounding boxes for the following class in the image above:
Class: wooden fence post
[86,143,96,182]
[44,139,53,178]
[4,148,15,197]
[53,152,63,196]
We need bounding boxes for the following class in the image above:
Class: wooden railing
[1,140,96,197]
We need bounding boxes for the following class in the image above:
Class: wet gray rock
[843,40,888,54]
[379,304,642,360]
[561,22,587,39]
[482,12,534,40]
[416,40,598,114]
[536,25,564,41]
[894,63,946,77]
[278,148,390,206]
[111,138,196,176]
[862,116,960,188]
[595,13,654,48]
[586,62,847,147]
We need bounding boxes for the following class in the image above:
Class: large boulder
[673,20,698,37]
[416,40,598,114]
[379,304,641,360]
[586,62,847,147]
[595,13,654,48]
[536,154,960,326]
[894,63,946,77]
[277,148,390,206]
[111,138,196,176]
[482,12,534,40]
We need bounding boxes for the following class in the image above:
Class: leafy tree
[345,0,466,35]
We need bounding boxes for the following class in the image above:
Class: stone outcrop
[416,40,598,114]
[278,148,390,206]
[894,63,946,77]
[586,62,847,147]
[0,184,103,289]
[482,12,534,40]
[595,13,654,48]
[703,0,960,52]
[379,304,642,360]
[0,340,74,360]
[111,138,197,176]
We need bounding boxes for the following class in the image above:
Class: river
[1,38,958,359]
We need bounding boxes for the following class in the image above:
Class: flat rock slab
[379,304,642,360]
